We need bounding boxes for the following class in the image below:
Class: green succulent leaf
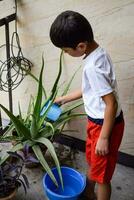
[30,114,38,139]
[32,55,44,123]
[2,123,15,137]
[25,95,34,123]
[62,65,81,96]
[50,51,63,100]
[18,102,23,121]
[45,122,54,135]
[34,137,63,188]
[0,104,30,139]
[32,144,58,187]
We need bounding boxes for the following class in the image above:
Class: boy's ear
[76,42,87,52]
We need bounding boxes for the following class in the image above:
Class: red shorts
[86,119,124,184]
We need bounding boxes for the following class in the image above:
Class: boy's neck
[84,40,99,58]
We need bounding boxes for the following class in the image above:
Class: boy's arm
[54,89,82,105]
[95,92,118,156]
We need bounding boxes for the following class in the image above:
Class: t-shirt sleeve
[86,54,113,97]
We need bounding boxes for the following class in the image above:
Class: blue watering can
[40,101,62,121]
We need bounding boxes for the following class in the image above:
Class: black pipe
[0,110,2,132]
[5,18,13,113]
[0,14,16,115]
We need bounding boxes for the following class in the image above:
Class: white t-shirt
[82,46,121,119]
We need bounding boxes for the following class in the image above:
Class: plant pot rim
[0,189,16,200]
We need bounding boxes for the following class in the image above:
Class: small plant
[0,151,29,198]
[19,144,40,168]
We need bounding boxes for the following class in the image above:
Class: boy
[50,10,124,200]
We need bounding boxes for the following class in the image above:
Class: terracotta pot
[0,189,16,200]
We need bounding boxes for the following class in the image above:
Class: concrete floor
[1,143,134,200]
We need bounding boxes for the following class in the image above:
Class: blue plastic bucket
[43,166,86,200]
[40,102,62,121]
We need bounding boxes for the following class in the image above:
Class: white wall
[0,0,134,155]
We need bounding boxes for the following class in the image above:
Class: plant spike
[32,55,44,123]
[32,145,58,187]
[50,51,63,100]
[0,104,30,140]
[62,65,82,96]
[35,137,63,189]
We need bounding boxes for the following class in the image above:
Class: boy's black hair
[50,10,94,49]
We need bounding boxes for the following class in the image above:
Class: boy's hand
[95,92,118,156]
[95,137,109,156]
[54,96,65,105]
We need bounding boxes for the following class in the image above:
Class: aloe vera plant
[0,52,85,187]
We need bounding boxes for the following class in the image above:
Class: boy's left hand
[95,137,109,156]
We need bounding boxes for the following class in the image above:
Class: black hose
[0,0,32,92]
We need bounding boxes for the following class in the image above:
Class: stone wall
[0,0,134,155]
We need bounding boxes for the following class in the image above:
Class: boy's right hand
[54,96,65,105]
[95,137,109,156]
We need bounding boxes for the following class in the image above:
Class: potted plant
[0,151,29,200]
[0,52,85,187]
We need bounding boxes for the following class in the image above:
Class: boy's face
[62,42,87,57]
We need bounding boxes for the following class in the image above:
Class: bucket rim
[42,166,86,199]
